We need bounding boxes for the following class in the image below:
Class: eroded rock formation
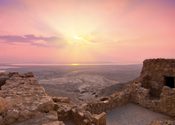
[0,72,62,125]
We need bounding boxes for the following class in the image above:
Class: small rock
[42,121,65,125]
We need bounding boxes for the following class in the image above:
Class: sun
[69,34,87,44]
[70,63,80,66]
[64,32,92,46]
[72,35,83,40]
[71,34,86,44]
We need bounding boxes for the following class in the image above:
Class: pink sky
[0,0,175,64]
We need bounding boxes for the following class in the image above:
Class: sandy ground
[107,103,170,125]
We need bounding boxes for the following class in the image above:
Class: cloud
[0,0,21,7]
[0,34,65,48]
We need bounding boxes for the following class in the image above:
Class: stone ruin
[82,59,175,125]
[140,59,175,98]
[0,58,175,125]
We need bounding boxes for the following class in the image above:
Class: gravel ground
[107,103,170,125]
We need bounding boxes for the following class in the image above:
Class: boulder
[52,97,70,103]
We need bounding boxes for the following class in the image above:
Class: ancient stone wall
[81,80,175,124]
[53,96,107,125]
[32,59,175,125]
[140,59,175,97]
[84,86,131,114]
[131,82,175,117]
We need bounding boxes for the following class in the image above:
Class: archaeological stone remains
[0,59,175,125]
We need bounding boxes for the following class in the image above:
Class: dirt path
[107,103,170,125]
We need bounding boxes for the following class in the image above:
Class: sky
[0,0,175,64]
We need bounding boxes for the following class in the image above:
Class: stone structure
[131,82,175,117]
[82,59,175,124]
[140,59,175,98]
[133,59,175,117]
[53,96,107,125]
[93,112,106,125]
[84,86,131,114]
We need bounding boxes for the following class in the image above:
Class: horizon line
[5,63,142,66]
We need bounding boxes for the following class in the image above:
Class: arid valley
[3,64,142,103]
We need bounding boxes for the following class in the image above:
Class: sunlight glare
[73,35,83,40]
[70,63,80,66]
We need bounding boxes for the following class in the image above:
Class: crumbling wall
[131,59,175,117]
[53,96,106,125]
[84,84,132,114]
[140,59,175,98]
[53,87,132,125]
[131,82,175,117]
[71,108,106,125]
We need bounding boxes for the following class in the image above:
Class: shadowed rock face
[0,72,58,125]
[0,74,9,90]
[0,78,7,89]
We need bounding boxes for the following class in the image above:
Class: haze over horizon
[0,0,175,64]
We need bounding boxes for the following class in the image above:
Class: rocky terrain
[0,59,175,125]
[0,72,63,125]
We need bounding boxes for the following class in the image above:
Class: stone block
[93,112,106,125]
